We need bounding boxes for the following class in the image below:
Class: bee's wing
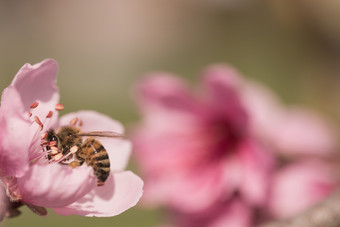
[77,131,125,138]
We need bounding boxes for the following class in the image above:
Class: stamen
[55,104,64,111]
[70,146,79,154]
[69,117,78,126]
[28,112,32,117]
[40,141,48,146]
[50,147,59,155]
[34,116,44,131]
[53,153,63,162]
[41,132,48,140]
[56,151,73,163]
[30,102,39,109]
[34,116,42,125]
[46,111,53,118]
[97,181,104,187]
[48,141,57,147]
[79,120,83,127]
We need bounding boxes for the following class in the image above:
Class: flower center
[28,101,80,165]
[208,117,246,158]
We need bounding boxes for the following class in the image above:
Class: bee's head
[57,126,82,152]
[46,129,59,149]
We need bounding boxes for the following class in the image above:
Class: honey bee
[45,126,124,186]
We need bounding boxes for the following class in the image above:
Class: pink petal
[202,65,248,132]
[270,108,337,156]
[135,73,199,117]
[0,59,59,177]
[0,116,30,178]
[269,162,337,219]
[59,110,124,133]
[17,163,96,208]
[241,81,336,156]
[53,171,143,217]
[238,140,275,206]
[209,200,252,227]
[133,121,208,174]
[240,80,284,141]
[59,111,131,171]
[141,162,230,213]
[174,199,252,227]
[1,58,59,129]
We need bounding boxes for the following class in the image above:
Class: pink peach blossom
[0,59,143,218]
[132,65,275,226]
[132,64,338,226]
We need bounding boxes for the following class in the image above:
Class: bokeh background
[1,0,340,226]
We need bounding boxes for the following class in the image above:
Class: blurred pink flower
[132,64,338,226]
[132,65,275,225]
[0,59,143,218]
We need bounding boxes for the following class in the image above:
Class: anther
[46,111,53,118]
[53,153,63,162]
[34,116,42,125]
[70,117,78,126]
[48,141,57,147]
[97,181,104,187]
[79,120,83,127]
[30,102,39,109]
[28,112,33,117]
[70,146,79,154]
[55,104,64,111]
[41,132,48,140]
[50,147,59,155]
[40,141,48,146]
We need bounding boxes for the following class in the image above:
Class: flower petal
[0,59,59,177]
[59,110,124,133]
[241,81,337,156]
[135,73,200,117]
[174,199,252,227]
[53,171,143,217]
[59,111,131,171]
[0,116,30,178]
[17,164,96,208]
[268,162,337,219]
[270,108,337,156]
[202,65,248,132]
[238,140,275,206]
[1,58,59,130]
[208,200,252,227]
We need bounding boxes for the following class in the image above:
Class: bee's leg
[67,150,85,168]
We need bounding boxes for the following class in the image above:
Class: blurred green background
[1,0,340,226]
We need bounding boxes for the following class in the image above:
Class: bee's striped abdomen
[81,138,110,185]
